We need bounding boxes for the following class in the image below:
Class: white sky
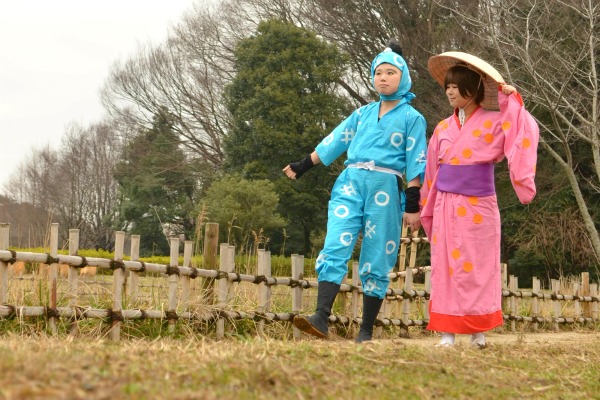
[0,0,201,194]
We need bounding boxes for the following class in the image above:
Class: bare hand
[403,212,421,232]
[501,84,517,95]
[282,165,298,180]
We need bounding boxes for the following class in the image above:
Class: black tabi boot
[355,295,384,343]
[293,281,340,338]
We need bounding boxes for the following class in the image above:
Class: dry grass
[0,331,598,400]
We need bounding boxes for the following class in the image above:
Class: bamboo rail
[0,223,598,341]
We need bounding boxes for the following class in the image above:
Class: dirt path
[385,330,600,348]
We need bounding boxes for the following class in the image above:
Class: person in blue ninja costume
[283,40,427,342]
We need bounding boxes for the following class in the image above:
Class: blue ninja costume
[314,49,427,299]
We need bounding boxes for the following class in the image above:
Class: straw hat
[428,51,505,111]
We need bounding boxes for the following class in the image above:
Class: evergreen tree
[223,19,353,254]
[114,110,197,256]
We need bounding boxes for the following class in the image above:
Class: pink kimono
[420,91,539,333]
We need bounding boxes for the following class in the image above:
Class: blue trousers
[316,168,404,299]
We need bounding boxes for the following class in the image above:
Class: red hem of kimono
[426,310,504,334]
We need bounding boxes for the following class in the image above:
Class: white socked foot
[471,332,486,348]
[435,332,455,347]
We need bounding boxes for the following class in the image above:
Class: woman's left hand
[403,212,421,232]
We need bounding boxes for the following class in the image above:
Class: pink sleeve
[420,122,441,210]
[500,92,539,204]
[419,121,443,239]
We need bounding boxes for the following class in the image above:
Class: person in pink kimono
[421,52,539,347]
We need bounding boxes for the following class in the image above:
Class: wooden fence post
[399,265,413,338]
[532,277,540,331]
[424,268,431,323]
[590,284,598,321]
[257,249,272,336]
[291,254,303,339]
[168,237,180,333]
[509,275,516,332]
[581,272,590,318]
[181,240,194,313]
[351,262,359,330]
[0,223,9,304]
[111,231,125,341]
[127,235,140,304]
[572,281,581,323]
[202,222,219,305]
[216,243,234,340]
[396,226,408,318]
[551,279,560,332]
[68,229,80,335]
[48,223,59,335]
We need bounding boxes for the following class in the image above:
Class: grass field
[0,330,598,400]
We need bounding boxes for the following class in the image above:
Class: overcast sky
[0,0,201,194]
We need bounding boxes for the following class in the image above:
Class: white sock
[471,332,486,347]
[439,332,455,346]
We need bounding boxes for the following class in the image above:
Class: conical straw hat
[428,51,505,111]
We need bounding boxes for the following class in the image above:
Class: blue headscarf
[370,48,416,103]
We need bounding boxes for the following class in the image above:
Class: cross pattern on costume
[341,128,355,144]
[363,278,380,295]
[340,182,357,197]
[364,220,376,239]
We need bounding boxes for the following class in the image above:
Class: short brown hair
[444,65,485,105]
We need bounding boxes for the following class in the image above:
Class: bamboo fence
[0,223,598,341]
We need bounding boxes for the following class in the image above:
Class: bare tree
[437,0,600,262]
[100,1,259,169]
[7,121,122,248]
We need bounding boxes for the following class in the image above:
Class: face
[374,63,401,96]
[445,83,473,109]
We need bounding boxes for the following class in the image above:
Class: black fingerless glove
[404,186,420,213]
[288,154,314,179]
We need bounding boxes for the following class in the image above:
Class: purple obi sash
[436,163,495,196]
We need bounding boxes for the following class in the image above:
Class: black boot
[293,281,340,338]
[356,295,384,343]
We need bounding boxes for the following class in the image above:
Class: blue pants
[316,168,404,299]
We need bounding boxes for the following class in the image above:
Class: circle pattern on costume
[374,191,390,206]
[393,54,405,68]
[334,205,350,218]
[385,240,396,254]
[316,253,327,268]
[451,249,461,260]
[390,132,404,147]
[463,261,474,272]
[323,133,334,145]
[360,262,372,275]
[340,232,353,246]
[406,137,416,151]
